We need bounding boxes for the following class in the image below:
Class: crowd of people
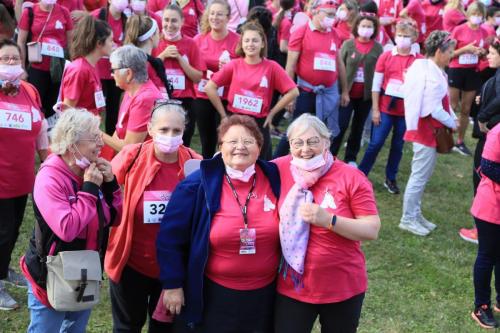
[0,0,499,330]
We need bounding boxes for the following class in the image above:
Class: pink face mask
[225,164,256,182]
[469,15,483,25]
[290,153,326,171]
[41,0,57,5]
[395,36,412,49]
[111,0,129,12]
[320,16,335,30]
[336,9,348,21]
[164,30,181,41]
[358,26,374,38]
[0,64,24,82]
[131,0,146,12]
[73,146,91,170]
[154,134,183,153]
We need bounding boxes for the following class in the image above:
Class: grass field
[1,131,496,333]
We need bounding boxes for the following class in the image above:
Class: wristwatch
[328,214,337,231]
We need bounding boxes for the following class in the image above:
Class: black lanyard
[224,173,257,229]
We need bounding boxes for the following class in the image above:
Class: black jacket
[477,69,500,129]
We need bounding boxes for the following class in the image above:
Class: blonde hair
[200,0,231,34]
[445,0,464,13]
[466,1,486,17]
[287,113,332,141]
[50,109,101,154]
[124,15,155,47]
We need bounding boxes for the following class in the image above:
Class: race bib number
[0,104,32,131]
[313,53,336,72]
[41,42,64,58]
[168,73,186,90]
[198,79,223,96]
[385,79,404,98]
[233,94,263,114]
[94,90,106,108]
[239,228,256,255]
[143,191,171,224]
[458,53,478,65]
[353,67,364,83]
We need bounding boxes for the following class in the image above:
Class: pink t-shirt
[0,85,44,198]
[211,58,296,118]
[375,50,422,116]
[288,22,341,87]
[205,166,280,290]
[274,156,379,304]
[450,23,489,69]
[153,36,206,99]
[129,160,181,278]
[19,4,73,72]
[91,8,125,80]
[278,17,292,44]
[193,31,240,100]
[421,0,445,41]
[115,80,162,138]
[443,8,466,32]
[148,0,203,37]
[378,0,402,38]
[405,0,425,43]
[471,124,500,224]
[227,0,249,32]
[61,57,104,115]
[334,20,352,45]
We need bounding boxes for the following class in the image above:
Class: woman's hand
[163,288,184,315]
[96,158,114,182]
[372,109,381,126]
[479,121,489,133]
[299,203,332,229]
[84,163,103,186]
[263,114,274,128]
[341,92,350,107]
[160,45,180,59]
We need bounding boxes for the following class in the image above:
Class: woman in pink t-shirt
[443,0,467,32]
[273,113,380,332]
[333,0,359,45]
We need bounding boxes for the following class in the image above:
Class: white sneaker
[347,161,358,168]
[399,219,430,236]
[0,282,19,310]
[417,216,436,231]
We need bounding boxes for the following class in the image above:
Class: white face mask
[154,133,183,154]
[73,145,91,170]
[41,0,57,5]
[291,153,326,171]
[470,15,483,25]
[336,9,348,21]
[395,36,412,49]
[225,164,256,182]
[164,30,181,41]
[358,26,374,38]
[0,64,24,82]
[111,0,129,12]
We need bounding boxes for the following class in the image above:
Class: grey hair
[110,45,148,83]
[150,102,187,126]
[50,108,101,154]
[286,113,332,140]
[424,30,456,57]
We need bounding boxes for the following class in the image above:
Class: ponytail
[70,14,112,60]
[124,14,154,46]
[273,0,294,29]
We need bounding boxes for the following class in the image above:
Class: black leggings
[101,79,123,135]
[274,293,365,333]
[27,67,60,118]
[193,98,224,159]
[0,195,28,279]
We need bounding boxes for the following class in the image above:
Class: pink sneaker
[459,227,478,244]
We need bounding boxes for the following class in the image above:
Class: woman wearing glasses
[273,113,380,333]
[0,39,48,311]
[105,102,201,332]
[205,21,298,159]
[102,45,162,154]
[157,115,281,332]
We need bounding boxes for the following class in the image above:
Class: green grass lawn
[1,131,495,333]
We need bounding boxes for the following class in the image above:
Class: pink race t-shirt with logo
[288,22,341,87]
[211,58,296,118]
[274,156,378,304]
[153,36,206,99]
[205,166,280,290]
[471,124,500,225]
[450,23,489,69]
[19,4,73,72]
[405,0,425,43]
[0,85,44,198]
[193,31,240,100]
[129,160,181,278]
[443,8,466,32]
[421,0,445,40]
[61,57,105,115]
[375,49,422,116]
[115,80,162,139]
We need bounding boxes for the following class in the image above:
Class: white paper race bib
[143,191,171,224]
[198,79,223,96]
[41,42,64,58]
[313,53,336,72]
[458,53,479,65]
[94,90,106,108]
[353,67,364,83]
[0,103,32,131]
[233,94,263,114]
[166,69,186,90]
[385,79,404,98]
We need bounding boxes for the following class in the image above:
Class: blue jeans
[27,282,91,333]
[358,112,406,181]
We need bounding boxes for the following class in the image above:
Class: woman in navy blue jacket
[156,115,281,332]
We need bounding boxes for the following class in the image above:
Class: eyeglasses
[289,136,321,149]
[110,67,127,75]
[223,138,257,147]
[80,133,103,145]
[0,55,21,63]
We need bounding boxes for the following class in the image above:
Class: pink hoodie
[33,154,122,251]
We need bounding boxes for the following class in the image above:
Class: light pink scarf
[279,152,334,287]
